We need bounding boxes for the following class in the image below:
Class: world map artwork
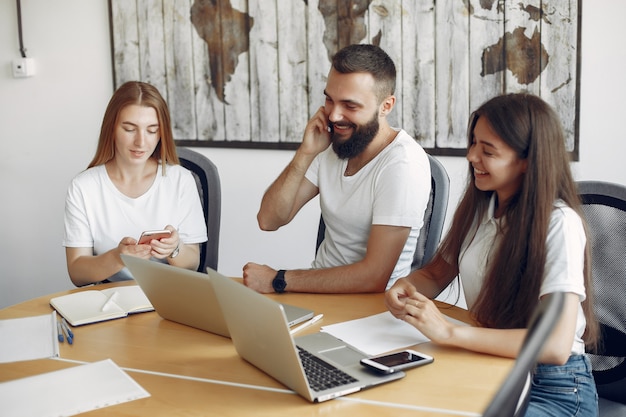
[191,0,551,103]
[112,0,578,154]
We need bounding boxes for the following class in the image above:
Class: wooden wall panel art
[110,0,580,158]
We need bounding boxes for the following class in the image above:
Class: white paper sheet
[0,359,150,417]
[0,312,59,363]
[321,311,467,356]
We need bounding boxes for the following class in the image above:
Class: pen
[290,314,323,335]
[101,291,119,312]
[61,318,74,339]
[56,320,64,343]
[60,319,73,345]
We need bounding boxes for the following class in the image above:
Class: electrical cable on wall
[16,0,27,58]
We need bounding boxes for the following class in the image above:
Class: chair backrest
[483,292,566,417]
[177,147,221,272]
[316,154,450,270]
[577,180,626,406]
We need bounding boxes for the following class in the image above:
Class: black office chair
[316,154,450,270]
[177,147,221,273]
[578,180,626,416]
[483,292,566,417]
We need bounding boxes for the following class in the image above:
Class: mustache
[329,121,356,131]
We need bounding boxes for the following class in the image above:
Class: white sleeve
[540,205,587,301]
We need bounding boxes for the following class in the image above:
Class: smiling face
[323,69,384,159]
[113,104,160,167]
[467,116,528,206]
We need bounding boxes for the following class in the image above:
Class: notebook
[209,272,405,402]
[50,286,154,326]
[121,255,314,337]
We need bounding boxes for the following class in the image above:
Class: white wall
[1,0,625,308]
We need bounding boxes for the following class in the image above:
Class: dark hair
[88,81,179,174]
[331,44,396,102]
[435,93,598,349]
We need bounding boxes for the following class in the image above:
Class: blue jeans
[524,355,598,417]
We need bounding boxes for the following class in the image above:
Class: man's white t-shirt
[63,164,208,281]
[306,129,431,287]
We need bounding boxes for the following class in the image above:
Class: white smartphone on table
[137,230,171,245]
[360,349,434,374]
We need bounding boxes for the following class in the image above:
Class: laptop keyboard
[297,346,358,392]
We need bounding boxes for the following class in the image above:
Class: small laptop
[209,272,405,402]
[121,255,314,337]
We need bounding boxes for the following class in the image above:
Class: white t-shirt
[63,164,208,281]
[458,196,587,354]
[306,129,431,287]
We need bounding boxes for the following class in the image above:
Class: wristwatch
[272,269,287,293]
[169,243,180,259]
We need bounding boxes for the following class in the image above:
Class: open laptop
[209,271,405,402]
[121,255,314,337]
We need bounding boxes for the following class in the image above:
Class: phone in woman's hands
[137,230,171,245]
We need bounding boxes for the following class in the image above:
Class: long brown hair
[435,93,598,349]
[88,81,179,174]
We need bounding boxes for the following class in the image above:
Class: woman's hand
[118,236,152,259]
[386,278,456,345]
[401,292,456,345]
[385,277,418,318]
[139,225,180,259]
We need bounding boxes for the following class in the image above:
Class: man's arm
[257,106,331,231]
[257,154,319,231]
[243,224,410,293]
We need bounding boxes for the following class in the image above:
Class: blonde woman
[63,82,207,286]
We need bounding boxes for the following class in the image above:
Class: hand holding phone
[137,229,171,245]
[360,349,433,374]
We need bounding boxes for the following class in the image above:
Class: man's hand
[300,106,332,157]
[243,262,278,294]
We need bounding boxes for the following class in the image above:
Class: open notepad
[50,286,154,326]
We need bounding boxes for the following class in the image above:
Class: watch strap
[169,243,180,258]
[272,269,287,293]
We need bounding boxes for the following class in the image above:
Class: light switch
[12,58,36,78]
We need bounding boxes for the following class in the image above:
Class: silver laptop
[209,272,405,402]
[121,255,314,337]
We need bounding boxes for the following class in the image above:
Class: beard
[330,113,379,160]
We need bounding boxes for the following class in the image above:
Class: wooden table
[0,282,512,416]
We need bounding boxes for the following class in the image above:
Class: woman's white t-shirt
[63,164,207,281]
[458,197,587,355]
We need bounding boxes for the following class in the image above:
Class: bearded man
[243,44,431,294]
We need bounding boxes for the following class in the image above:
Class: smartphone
[137,229,171,245]
[360,350,434,374]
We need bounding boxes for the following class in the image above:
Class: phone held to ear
[137,230,171,245]
[360,349,434,374]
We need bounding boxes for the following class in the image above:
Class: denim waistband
[534,354,592,374]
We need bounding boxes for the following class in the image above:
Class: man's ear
[379,95,396,117]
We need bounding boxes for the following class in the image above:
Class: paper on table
[321,311,467,356]
[0,311,59,363]
[0,359,150,417]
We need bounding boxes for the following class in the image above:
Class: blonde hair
[88,81,179,174]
